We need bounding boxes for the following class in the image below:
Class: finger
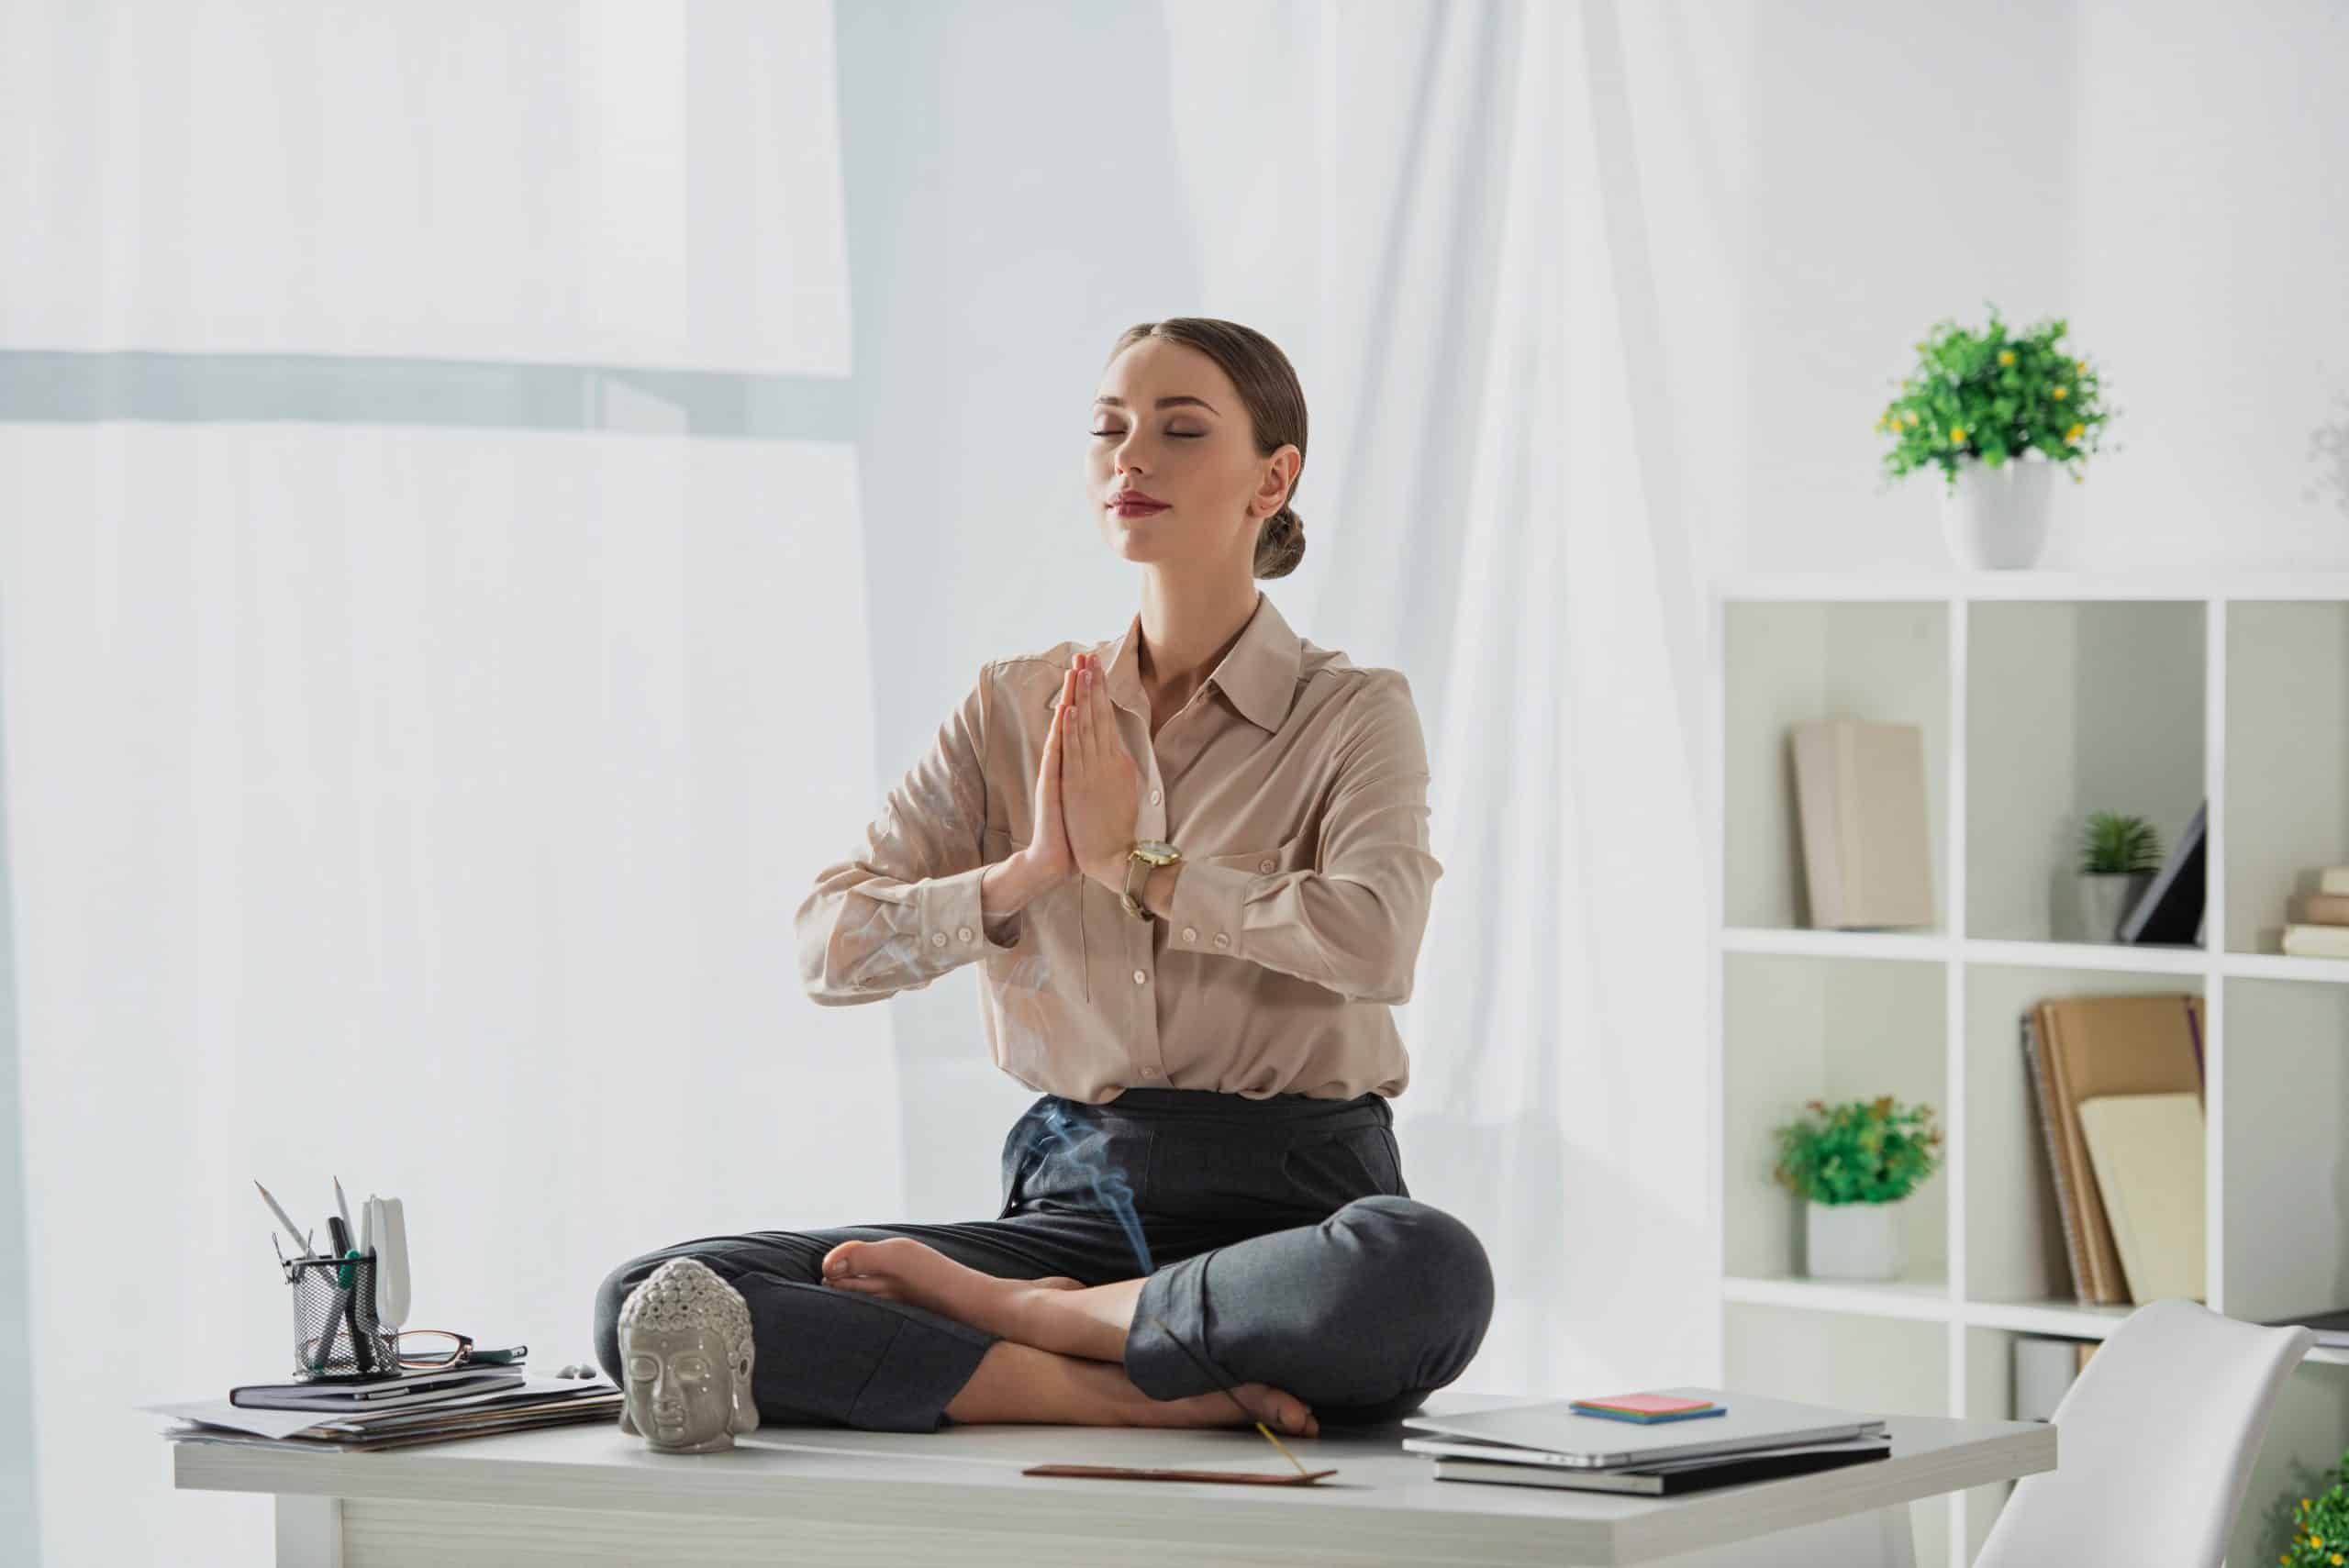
[1071,667,1095,770]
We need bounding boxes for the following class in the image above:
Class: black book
[2120,801,2206,946]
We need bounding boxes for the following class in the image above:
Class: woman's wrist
[983,850,1061,917]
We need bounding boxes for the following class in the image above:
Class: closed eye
[1091,429,1204,439]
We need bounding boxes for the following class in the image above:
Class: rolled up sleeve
[796,664,1022,1005]
[1166,671,1442,1003]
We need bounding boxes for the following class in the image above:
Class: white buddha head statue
[615,1258,760,1451]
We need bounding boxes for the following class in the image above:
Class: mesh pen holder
[281,1253,399,1382]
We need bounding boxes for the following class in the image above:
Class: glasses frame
[394,1329,475,1372]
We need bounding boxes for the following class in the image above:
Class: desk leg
[275,1495,344,1568]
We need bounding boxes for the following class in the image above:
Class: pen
[254,1181,313,1258]
[326,1214,376,1374]
[333,1176,355,1244]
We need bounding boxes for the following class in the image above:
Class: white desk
[170,1397,2054,1567]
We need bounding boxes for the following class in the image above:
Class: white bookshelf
[1708,573,2349,1568]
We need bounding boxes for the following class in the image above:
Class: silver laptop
[1400,1386,1889,1471]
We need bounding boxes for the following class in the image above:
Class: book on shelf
[2013,1336,2100,1423]
[1788,717,1933,930]
[2320,868,2349,897]
[2118,801,2205,946]
[2076,1092,2205,1303]
[2291,892,2349,926]
[2281,923,2349,960]
[2022,994,2205,1306]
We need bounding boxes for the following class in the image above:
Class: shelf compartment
[2225,600,2349,956]
[1961,962,2205,1307]
[1965,599,2205,944]
[2220,976,2349,1328]
[1722,1301,1951,1568]
[1722,600,1948,932]
[1721,951,1948,1283]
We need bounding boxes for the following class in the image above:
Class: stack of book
[2282,866,2349,958]
[1403,1389,1892,1496]
[2021,993,2207,1307]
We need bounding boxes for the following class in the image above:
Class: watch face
[1134,840,1180,863]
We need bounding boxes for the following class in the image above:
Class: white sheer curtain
[0,6,895,1565]
[1161,0,1721,1397]
[1,3,1734,1562]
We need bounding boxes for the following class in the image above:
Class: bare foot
[820,1237,1066,1343]
[1134,1379,1320,1438]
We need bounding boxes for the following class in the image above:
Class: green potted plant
[2072,810,2162,943]
[1772,1096,1944,1281]
[1876,304,2117,570]
[2273,1446,2349,1566]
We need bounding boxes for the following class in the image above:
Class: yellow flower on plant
[2065,422,2085,443]
[1949,426,1967,444]
[1998,350,2015,366]
[2076,359,2087,373]
[2052,384,2068,400]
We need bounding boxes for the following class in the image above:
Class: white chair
[1976,1297,2315,1567]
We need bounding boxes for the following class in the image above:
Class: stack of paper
[142,1373,622,1452]
[1403,1388,1893,1496]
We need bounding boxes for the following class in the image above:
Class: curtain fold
[1163,0,1715,1397]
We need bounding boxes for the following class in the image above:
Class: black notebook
[1432,1437,1893,1496]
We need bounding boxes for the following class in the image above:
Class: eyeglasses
[393,1329,475,1371]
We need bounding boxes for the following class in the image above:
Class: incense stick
[1146,1316,1310,1475]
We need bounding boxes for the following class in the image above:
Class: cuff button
[930,931,948,947]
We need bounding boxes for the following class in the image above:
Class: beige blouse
[794,591,1442,1103]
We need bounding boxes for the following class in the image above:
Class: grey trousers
[593,1087,1495,1432]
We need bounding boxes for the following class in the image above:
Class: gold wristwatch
[1120,839,1182,920]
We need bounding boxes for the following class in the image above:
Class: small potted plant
[2274,1446,2349,1566]
[1876,304,2117,569]
[2073,810,2162,942]
[1772,1095,1943,1282]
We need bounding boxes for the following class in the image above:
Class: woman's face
[1087,339,1295,572]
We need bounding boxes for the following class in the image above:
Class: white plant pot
[2072,871,2153,943]
[1805,1197,1909,1282]
[1941,452,2056,570]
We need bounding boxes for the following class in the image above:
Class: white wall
[1730,0,2349,574]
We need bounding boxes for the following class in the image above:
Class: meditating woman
[594,317,1494,1437]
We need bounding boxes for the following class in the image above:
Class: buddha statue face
[615,1259,759,1452]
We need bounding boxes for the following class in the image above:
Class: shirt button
[1150,789,1162,805]
[1132,969,1147,985]
[1141,1066,1160,1078]
[957,927,974,942]
[1213,933,1230,949]
[1259,857,1276,873]
[1182,927,1197,943]
[930,931,948,947]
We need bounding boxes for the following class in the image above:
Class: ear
[730,1356,761,1433]
[618,1403,639,1435]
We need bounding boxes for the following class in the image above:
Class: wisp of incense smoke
[1034,1101,1153,1275]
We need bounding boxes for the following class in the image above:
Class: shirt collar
[1103,590,1302,735]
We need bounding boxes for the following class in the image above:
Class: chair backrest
[1976,1297,2314,1567]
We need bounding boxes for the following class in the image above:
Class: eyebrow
[1092,395,1220,414]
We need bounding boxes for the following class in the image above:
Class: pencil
[1146,1316,1310,1475]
